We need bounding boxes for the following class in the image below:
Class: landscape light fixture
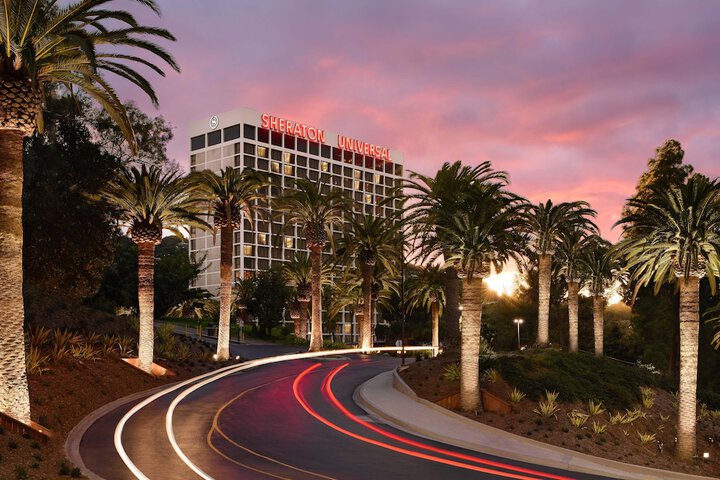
[657,441,663,452]
[703,452,710,461]
[513,318,524,350]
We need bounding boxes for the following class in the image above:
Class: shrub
[443,363,461,382]
[609,412,626,425]
[155,323,176,345]
[508,388,526,403]
[591,420,607,434]
[117,336,135,357]
[26,347,49,375]
[568,410,589,428]
[102,334,119,356]
[59,462,71,475]
[27,325,52,348]
[483,368,500,384]
[533,391,560,418]
[637,432,656,444]
[587,400,605,416]
[70,467,82,478]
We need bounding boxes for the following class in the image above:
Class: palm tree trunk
[216,226,233,361]
[431,301,439,355]
[360,265,373,351]
[593,294,604,356]
[137,242,156,373]
[0,130,31,423]
[567,280,579,353]
[677,275,700,461]
[308,247,323,352]
[537,253,552,346]
[460,277,484,411]
[443,267,461,351]
[299,301,309,340]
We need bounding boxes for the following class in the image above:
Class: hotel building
[187,107,404,343]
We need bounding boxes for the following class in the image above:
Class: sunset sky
[114,0,720,239]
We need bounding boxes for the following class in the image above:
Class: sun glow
[483,271,522,297]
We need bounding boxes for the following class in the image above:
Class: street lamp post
[513,318,524,350]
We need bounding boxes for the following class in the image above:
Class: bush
[497,350,659,410]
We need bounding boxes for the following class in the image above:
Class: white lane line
[115,346,435,480]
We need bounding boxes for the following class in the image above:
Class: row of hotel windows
[190,123,402,175]
[191,142,400,187]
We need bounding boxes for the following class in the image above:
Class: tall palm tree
[615,174,720,461]
[282,252,332,339]
[0,0,177,423]
[192,167,267,360]
[404,161,508,351]
[274,179,350,351]
[556,227,593,352]
[433,179,525,411]
[406,264,446,354]
[337,214,399,350]
[521,200,597,347]
[578,235,616,356]
[98,166,208,373]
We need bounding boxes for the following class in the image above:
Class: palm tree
[406,264,446,354]
[556,227,593,352]
[578,236,616,356]
[98,166,208,373]
[274,179,350,351]
[337,214,399,350]
[404,161,508,351]
[433,179,525,411]
[0,0,177,423]
[166,288,218,320]
[614,174,720,461]
[521,200,597,347]
[282,252,332,339]
[192,167,267,360]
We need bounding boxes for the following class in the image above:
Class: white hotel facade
[187,107,404,343]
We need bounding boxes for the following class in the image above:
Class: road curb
[354,369,715,480]
[64,381,182,480]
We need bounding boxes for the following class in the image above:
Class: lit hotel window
[282,152,293,162]
[284,237,294,248]
[284,164,294,175]
[365,194,373,204]
[243,245,253,256]
[257,146,268,158]
[258,233,268,245]
[271,161,281,173]
[374,173,381,184]
[321,161,329,172]
[354,170,361,179]
[354,180,361,190]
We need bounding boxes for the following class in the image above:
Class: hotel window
[190,135,205,151]
[244,143,255,155]
[297,138,307,152]
[234,155,242,167]
[344,178,352,189]
[365,194,373,204]
[332,147,341,161]
[309,158,319,170]
[207,130,221,146]
[258,233,268,245]
[190,154,197,167]
[321,145,331,158]
[320,161,329,172]
[258,127,269,143]
[234,245,243,256]
[243,124,256,140]
[223,124,241,142]
[354,170,361,179]
[296,155,307,167]
[282,152,293,163]
[309,141,319,156]
[394,164,403,176]
[344,167,352,177]
[243,245,253,256]
[284,250,293,260]
[332,164,341,175]
[284,237,294,248]
[354,180,361,190]
[258,259,269,270]
[374,173,381,184]
[284,134,295,150]
[284,164,294,176]
[271,131,283,146]
[344,150,354,162]
[244,257,255,269]
[257,146,268,158]
[271,161,281,173]
[257,158,269,170]
[309,170,318,181]
[190,239,197,250]
[297,167,307,178]
[258,246,269,257]
[244,155,254,168]
[271,149,281,161]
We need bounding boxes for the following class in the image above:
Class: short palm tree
[192,167,267,360]
[337,214,399,350]
[282,252,332,339]
[614,174,720,461]
[166,288,218,320]
[578,236,616,356]
[274,179,350,351]
[404,161,508,351]
[0,0,177,423]
[433,181,525,411]
[521,200,597,346]
[406,264,446,353]
[98,166,208,373]
[556,227,593,352]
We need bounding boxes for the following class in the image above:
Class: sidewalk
[354,370,715,480]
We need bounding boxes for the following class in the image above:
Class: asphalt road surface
[78,354,616,480]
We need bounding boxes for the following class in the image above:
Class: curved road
[77,355,614,480]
